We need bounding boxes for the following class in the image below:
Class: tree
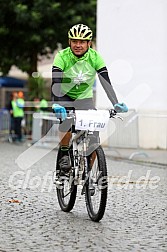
[0,0,97,77]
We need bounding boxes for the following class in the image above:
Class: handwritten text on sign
[75,110,109,131]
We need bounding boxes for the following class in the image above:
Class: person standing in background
[12,91,25,142]
[33,97,48,112]
[39,98,48,112]
[7,92,17,142]
[33,97,41,112]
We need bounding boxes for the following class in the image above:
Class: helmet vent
[68,24,93,40]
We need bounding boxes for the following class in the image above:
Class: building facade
[96,0,167,149]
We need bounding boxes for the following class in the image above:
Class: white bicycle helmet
[68,24,93,40]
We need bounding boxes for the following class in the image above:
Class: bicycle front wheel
[56,147,77,212]
[85,145,108,222]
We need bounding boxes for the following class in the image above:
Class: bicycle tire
[56,147,77,212]
[85,145,108,222]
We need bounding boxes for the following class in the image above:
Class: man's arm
[97,66,118,105]
[52,66,63,101]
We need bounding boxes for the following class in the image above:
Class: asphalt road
[0,142,166,252]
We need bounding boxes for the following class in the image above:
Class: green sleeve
[53,52,65,70]
[95,52,106,71]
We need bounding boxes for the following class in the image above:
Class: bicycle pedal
[53,171,62,185]
[53,178,62,186]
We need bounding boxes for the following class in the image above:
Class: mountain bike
[54,109,122,222]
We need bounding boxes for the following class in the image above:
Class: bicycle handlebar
[34,109,123,125]
[67,109,123,121]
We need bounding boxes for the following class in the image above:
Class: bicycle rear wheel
[85,145,108,222]
[56,147,77,212]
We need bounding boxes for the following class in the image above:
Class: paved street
[0,142,167,252]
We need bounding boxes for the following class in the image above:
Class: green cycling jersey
[53,47,106,100]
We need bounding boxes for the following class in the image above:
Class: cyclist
[52,23,128,172]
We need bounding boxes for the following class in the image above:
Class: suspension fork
[72,133,80,182]
[72,131,90,187]
[82,135,88,177]
[81,132,92,189]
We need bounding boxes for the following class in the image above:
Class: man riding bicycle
[52,24,128,172]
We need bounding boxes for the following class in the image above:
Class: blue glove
[52,104,67,120]
[114,103,128,113]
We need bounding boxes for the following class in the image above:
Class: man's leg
[14,117,22,141]
[59,131,72,156]
[58,119,73,172]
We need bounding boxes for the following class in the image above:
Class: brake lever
[114,115,123,121]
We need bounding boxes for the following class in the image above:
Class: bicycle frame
[70,127,91,185]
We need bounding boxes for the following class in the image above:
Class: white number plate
[75,110,109,131]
